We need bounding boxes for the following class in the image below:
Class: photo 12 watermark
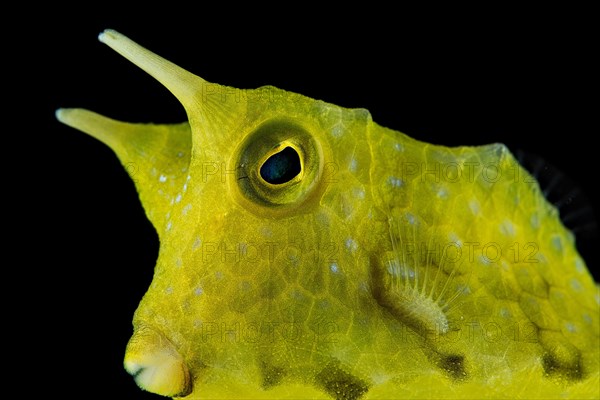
[400,161,537,185]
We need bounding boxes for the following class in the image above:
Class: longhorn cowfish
[56,30,600,399]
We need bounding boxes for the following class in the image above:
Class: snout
[124,325,192,397]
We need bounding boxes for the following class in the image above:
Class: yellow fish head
[57,29,386,399]
[57,30,599,399]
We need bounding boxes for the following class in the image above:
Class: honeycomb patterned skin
[57,30,599,399]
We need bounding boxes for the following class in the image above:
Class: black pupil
[260,147,301,184]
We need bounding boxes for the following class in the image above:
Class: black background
[29,6,597,399]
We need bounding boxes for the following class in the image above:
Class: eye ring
[230,119,326,217]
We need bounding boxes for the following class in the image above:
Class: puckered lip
[124,324,192,397]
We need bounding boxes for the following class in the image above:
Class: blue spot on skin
[341,198,354,218]
[192,236,202,250]
[448,232,463,248]
[331,125,343,137]
[469,198,480,215]
[349,158,358,173]
[551,235,563,253]
[575,257,585,273]
[345,238,358,253]
[194,287,203,296]
[499,220,515,237]
[436,185,448,199]
[530,213,540,229]
[330,263,340,273]
[457,285,471,294]
[534,252,548,264]
[388,176,403,188]
[405,213,417,225]
[404,268,416,279]
[352,187,365,199]
[479,255,492,266]
[260,226,273,238]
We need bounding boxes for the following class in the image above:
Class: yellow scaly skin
[57,30,599,399]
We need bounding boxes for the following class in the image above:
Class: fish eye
[260,146,302,185]
[231,120,326,216]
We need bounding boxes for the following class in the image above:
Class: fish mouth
[123,324,192,397]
